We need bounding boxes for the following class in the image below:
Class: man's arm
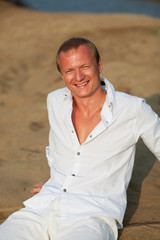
[136,99,160,160]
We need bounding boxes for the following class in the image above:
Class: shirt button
[77,152,80,155]
[90,135,92,138]
[71,130,74,133]
[63,189,67,192]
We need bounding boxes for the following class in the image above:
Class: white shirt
[24,78,160,228]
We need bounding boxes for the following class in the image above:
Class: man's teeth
[76,82,88,87]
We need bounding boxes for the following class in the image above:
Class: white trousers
[0,199,118,240]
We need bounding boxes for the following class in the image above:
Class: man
[0,37,160,239]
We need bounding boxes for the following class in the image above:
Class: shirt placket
[61,144,82,220]
[61,142,82,190]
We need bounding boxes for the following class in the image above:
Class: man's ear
[98,58,103,74]
[60,72,64,81]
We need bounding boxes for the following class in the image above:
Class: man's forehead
[59,44,93,57]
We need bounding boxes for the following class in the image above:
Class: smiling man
[0,37,160,240]
[58,42,106,144]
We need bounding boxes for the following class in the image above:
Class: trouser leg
[47,198,118,240]
[49,217,117,240]
[0,207,49,240]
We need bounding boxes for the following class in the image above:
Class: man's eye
[66,70,72,74]
[83,65,89,68]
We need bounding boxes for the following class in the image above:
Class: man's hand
[30,181,46,194]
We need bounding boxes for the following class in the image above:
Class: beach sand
[0,0,160,239]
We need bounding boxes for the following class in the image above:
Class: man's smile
[74,81,89,87]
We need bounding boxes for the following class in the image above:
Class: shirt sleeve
[136,99,160,160]
[45,94,55,167]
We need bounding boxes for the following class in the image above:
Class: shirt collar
[63,87,73,100]
[100,78,116,127]
[100,78,116,107]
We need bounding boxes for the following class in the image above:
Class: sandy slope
[0,1,160,239]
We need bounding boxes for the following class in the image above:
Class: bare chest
[72,110,101,144]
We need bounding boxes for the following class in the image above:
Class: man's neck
[72,88,106,117]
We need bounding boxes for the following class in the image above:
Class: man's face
[59,45,102,99]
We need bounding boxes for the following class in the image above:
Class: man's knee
[0,208,48,240]
[56,217,117,240]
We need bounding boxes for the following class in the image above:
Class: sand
[0,0,160,239]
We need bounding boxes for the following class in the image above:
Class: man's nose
[75,69,84,82]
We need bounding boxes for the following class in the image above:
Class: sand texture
[0,1,160,239]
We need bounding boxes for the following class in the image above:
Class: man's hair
[56,37,100,72]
